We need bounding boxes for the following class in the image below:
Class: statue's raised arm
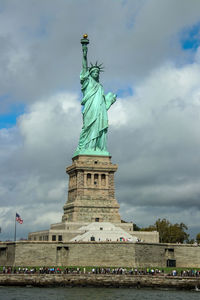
[73,34,117,157]
[81,34,89,73]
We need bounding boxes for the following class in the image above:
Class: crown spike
[89,61,105,73]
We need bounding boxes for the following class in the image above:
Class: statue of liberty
[74,34,117,157]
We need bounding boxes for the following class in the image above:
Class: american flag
[16,213,23,224]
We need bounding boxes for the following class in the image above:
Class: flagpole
[14,213,16,242]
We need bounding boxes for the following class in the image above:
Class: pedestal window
[101,174,106,186]
[87,173,91,185]
[94,174,99,186]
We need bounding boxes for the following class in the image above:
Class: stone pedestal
[28,154,159,243]
[62,155,121,223]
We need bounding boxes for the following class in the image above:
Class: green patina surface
[74,35,116,157]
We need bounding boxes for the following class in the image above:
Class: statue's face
[91,69,99,81]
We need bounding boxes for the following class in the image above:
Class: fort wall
[1,241,200,268]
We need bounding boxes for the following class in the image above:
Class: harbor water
[1,286,200,300]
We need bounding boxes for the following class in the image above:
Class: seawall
[0,274,200,290]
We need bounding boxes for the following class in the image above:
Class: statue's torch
[81,34,89,58]
[81,34,89,46]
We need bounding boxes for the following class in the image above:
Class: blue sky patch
[116,86,134,97]
[180,22,200,50]
[0,102,25,129]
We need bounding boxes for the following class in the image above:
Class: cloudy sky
[1,0,200,240]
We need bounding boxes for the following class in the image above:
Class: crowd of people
[1,266,200,277]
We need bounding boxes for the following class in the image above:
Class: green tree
[196,233,200,244]
[168,222,189,243]
[133,224,141,231]
[140,218,189,243]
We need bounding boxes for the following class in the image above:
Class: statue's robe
[77,70,115,152]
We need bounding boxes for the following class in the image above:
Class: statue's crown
[89,61,104,73]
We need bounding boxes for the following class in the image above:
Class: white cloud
[109,55,200,237]
[0,92,81,239]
